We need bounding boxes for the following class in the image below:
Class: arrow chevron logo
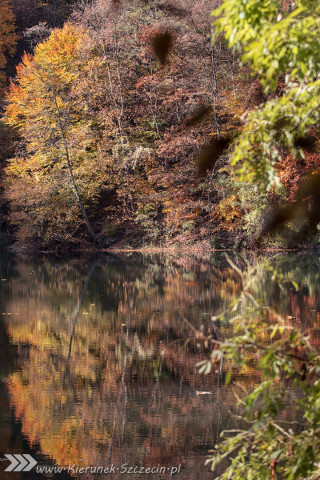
[4,454,37,472]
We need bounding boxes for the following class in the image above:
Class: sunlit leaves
[3,23,105,244]
[212,0,320,191]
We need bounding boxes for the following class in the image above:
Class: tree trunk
[53,93,97,241]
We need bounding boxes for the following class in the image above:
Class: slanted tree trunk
[53,92,97,241]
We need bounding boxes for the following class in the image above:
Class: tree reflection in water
[1,253,319,478]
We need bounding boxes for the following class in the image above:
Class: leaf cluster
[212,0,320,191]
[203,258,320,480]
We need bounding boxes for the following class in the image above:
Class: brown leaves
[0,0,17,90]
[159,3,189,18]
[296,172,320,201]
[151,31,174,65]
[259,171,320,244]
[111,0,121,10]
[183,105,212,127]
[197,136,232,175]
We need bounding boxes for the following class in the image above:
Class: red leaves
[182,105,212,127]
[278,150,320,200]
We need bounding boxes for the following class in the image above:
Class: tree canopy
[4,23,105,244]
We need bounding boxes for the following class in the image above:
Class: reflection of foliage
[3,254,240,473]
[4,254,320,476]
[204,257,320,480]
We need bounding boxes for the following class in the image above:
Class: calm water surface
[0,252,319,479]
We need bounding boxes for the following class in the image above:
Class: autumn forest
[0,0,318,250]
[2,3,320,478]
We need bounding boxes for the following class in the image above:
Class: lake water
[0,252,319,479]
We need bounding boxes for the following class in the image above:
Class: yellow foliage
[211,195,244,230]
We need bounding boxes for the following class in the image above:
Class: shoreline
[5,241,317,256]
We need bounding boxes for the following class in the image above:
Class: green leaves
[212,0,320,191]
[196,359,212,375]
[225,370,232,385]
[206,258,320,480]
